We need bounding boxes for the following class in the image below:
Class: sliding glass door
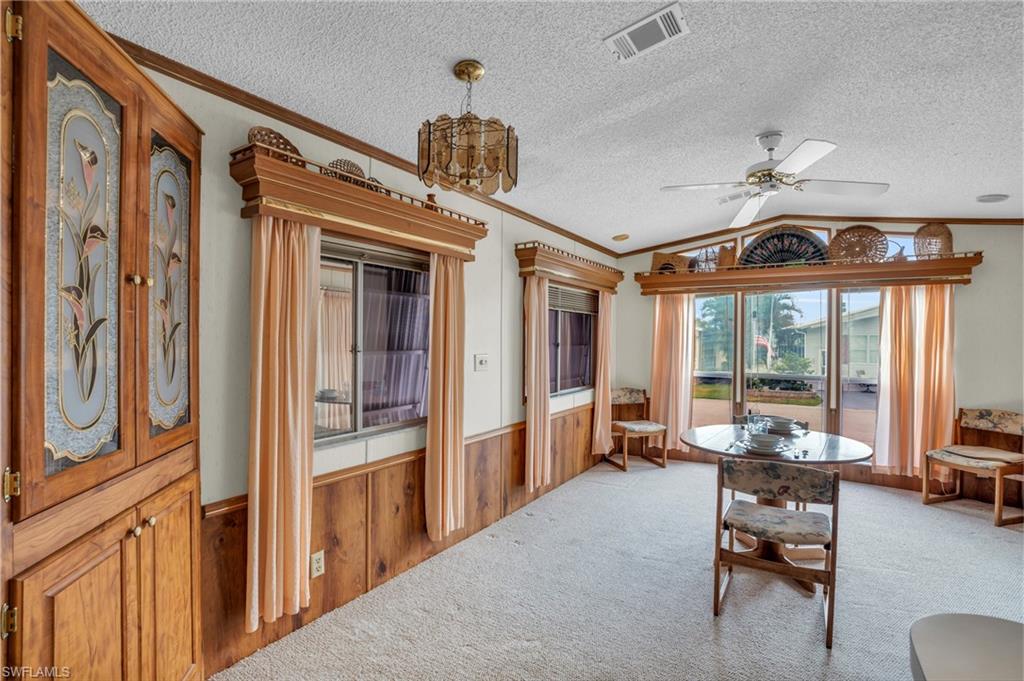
[839,288,882,447]
[692,294,735,427]
[742,290,828,430]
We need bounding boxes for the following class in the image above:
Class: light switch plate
[474,354,489,372]
[310,550,325,578]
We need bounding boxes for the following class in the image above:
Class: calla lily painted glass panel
[149,134,190,435]
[44,50,122,475]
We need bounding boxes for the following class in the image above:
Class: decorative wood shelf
[229,142,488,261]
[634,252,984,295]
[515,241,625,293]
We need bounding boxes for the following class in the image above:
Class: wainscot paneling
[201,405,597,676]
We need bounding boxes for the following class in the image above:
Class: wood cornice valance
[634,252,984,295]
[515,241,625,293]
[229,143,488,261]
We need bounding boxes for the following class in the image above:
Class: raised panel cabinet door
[12,0,141,519]
[9,509,141,680]
[137,473,202,681]
[136,104,201,464]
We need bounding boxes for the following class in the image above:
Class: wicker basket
[829,225,888,262]
[651,252,690,274]
[717,244,737,268]
[247,126,306,168]
[914,222,953,257]
[320,158,366,187]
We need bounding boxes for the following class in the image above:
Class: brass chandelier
[418,60,518,196]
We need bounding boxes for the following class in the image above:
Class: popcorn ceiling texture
[80,2,1022,251]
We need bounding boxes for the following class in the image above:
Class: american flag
[755,335,772,358]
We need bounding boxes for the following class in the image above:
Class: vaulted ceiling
[81,1,1023,252]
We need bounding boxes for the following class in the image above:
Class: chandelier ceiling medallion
[418,59,518,196]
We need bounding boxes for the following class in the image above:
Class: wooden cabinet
[3,3,202,678]
[138,475,201,681]
[9,0,200,520]
[8,473,200,680]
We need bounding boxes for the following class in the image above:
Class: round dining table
[681,423,872,591]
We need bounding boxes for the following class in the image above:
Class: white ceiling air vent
[604,3,690,63]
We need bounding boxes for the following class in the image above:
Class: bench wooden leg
[922,458,962,505]
[994,470,1024,526]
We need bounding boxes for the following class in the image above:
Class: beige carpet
[214,461,1023,681]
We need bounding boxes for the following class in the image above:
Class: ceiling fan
[661,131,890,228]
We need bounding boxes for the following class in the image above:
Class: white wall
[144,71,616,503]
[613,220,1024,414]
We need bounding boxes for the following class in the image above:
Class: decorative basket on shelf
[247,126,306,168]
[914,222,953,257]
[717,244,737,268]
[828,225,888,262]
[688,247,719,272]
[651,252,690,274]
[320,158,366,187]
[364,177,391,197]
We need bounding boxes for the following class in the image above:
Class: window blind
[548,285,598,314]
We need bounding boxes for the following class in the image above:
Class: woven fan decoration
[738,226,829,266]
[320,158,366,187]
[914,222,953,257]
[247,126,305,168]
[829,225,888,262]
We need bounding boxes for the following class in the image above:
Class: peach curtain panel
[524,277,551,491]
[316,290,353,432]
[246,216,320,633]
[425,254,466,541]
[873,285,955,476]
[650,293,695,453]
[591,290,614,455]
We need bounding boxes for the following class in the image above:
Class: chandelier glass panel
[418,60,518,196]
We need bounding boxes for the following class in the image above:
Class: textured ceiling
[80,1,1023,252]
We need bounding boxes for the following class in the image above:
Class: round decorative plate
[829,224,888,262]
[738,226,829,266]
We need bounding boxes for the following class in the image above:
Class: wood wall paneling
[200,407,597,676]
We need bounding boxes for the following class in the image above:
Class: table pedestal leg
[753,496,817,594]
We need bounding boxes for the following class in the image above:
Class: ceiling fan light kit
[661,131,891,228]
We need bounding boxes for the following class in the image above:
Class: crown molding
[618,214,1024,258]
[514,241,624,293]
[111,36,619,259]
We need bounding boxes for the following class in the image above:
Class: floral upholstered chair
[713,458,841,648]
[922,408,1024,526]
[606,388,667,471]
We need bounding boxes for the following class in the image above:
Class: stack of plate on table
[765,416,806,435]
[735,433,792,456]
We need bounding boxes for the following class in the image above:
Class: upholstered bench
[922,408,1024,526]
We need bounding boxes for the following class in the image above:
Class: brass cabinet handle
[128,274,142,286]
[146,277,155,287]
[147,516,157,527]
[132,526,142,537]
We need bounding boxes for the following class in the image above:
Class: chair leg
[921,457,931,504]
[824,549,836,649]
[713,533,722,616]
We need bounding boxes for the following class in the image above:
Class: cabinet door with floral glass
[12,1,141,519]
[137,110,200,463]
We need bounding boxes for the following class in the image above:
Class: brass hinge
[5,8,23,42]
[3,467,21,502]
[0,603,16,639]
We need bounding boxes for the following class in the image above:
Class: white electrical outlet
[310,550,325,578]
[474,354,489,372]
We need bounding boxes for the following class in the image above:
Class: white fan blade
[660,182,748,192]
[729,193,769,229]
[717,187,757,205]
[775,139,837,175]
[795,179,890,196]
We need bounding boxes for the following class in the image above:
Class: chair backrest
[719,458,837,505]
[956,408,1024,454]
[611,388,646,405]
